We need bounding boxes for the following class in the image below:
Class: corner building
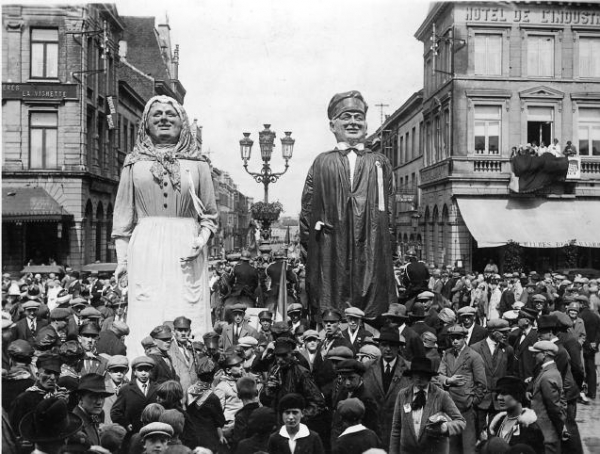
[413,1,600,271]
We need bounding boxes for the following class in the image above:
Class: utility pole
[375,103,390,126]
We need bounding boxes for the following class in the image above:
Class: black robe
[300,148,396,319]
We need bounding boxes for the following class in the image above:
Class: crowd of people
[509,138,578,158]
[2,252,600,454]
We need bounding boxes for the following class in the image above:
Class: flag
[285,225,291,245]
[275,260,288,322]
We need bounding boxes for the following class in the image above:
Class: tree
[503,240,524,273]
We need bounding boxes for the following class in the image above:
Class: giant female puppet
[112,96,218,357]
[300,90,396,321]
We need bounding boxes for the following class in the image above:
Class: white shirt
[136,379,149,396]
[548,143,562,157]
[486,337,498,356]
[465,324,475,345]
[383,357,398,374]
[336,142,365,188]
[279,423,310,454]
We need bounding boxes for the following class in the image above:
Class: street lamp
[239,124,295,203]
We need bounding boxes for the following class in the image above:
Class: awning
[456,197,600,248]
[2,187,72,222]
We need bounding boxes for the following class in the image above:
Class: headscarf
[123,95,203,192]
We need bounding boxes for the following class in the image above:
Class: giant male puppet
[300,91,396,320]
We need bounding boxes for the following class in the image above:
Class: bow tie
[339,147,365,157]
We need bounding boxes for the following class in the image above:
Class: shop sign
[2,83,78,101]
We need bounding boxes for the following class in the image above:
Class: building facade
[2,4,186,272]
[372,90,425,259]
[412,1,600,272]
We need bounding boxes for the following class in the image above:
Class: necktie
[412,390,427,410]
[385,363,391,375]
[142,383,147,396]
[453,349,459,358]
[29,320,36,332]
[339,147,365,157]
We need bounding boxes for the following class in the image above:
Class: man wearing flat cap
[300,90,396,321]
[341,307,371,352]
[147,325,179,384]
[168,315,198,397]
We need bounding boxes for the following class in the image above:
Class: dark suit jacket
[363,356,412,450]
[437,346,487,411]
[410,321,435,337]
[332,427,380,454]
[96,329,127,356]
[471,339,515,410]
[231,262,260,296]
[72,405,102,445]
[12,318,48,344]
[389,384,466,454]
[147,353,179,384]
[400,325,425,361]
[467,324,487,346]
[110,381,158,434]
[341,327,371,353]
[267,426,325,454]
[80,354,108,376]
[512,328,538,381]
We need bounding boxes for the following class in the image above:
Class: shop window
[579,37,600,78]
[474,34,502,76]
[31,28,58,79]
[474,106,501,155]
[578,108,600,156]
[527,36,554,77]
[30,112,58,169]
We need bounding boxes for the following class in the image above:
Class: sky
[115,0,431,216]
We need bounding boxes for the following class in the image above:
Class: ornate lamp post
[239,125,295,203]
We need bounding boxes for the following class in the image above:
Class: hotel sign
[465,6,600,25]
[2,83,78,101]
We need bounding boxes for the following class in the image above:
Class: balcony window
[527,36,554,77]
[579,37,600,78]
[474,34,502,76]
[474,106,501,155]
[578,108,600,156]
[31,28,58,79]
[30,112,58,169]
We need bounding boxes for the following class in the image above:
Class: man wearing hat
[139,422,173,454]
[363,327,411,451]
[407,302,435,337]
[457,306,487,346]
[331,359,379,443]
[390,357,466,454]
[103,355,129,423]
[261,337,327,442]
[287,303,310,336]
[220,303,259,351]
[578,294,600,399]
[300,90,396,321]
[13,299,48,344]
[19,397,83,454]
[72,373,114,444]
[67,297,88,335]
[471,319,516,437]
[383,303,425,361]
[332,397,381,454]
[341,307,371,352]
[437,324,486,454]
[2,339,35,410]
[110,356,158,434]
[257,310,274,344]
[214,354,245,431]
[168,315,198,396]
[298,329,321,371]
[510,308,539,382]
[9,354,69,435]
[401,248,431,301]
[47,307,71,344]
[78,322,108,376]
[97,320,129,357]
[147,325,179,384]
[230,249,260,306]
[484,376,544,453]
[529,341,567,454]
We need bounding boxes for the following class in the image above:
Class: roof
[2,187,72,222]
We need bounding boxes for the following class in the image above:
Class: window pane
[30,129,44,168]
[539,37,554,76]
[489,120,500,153]
[474,121,485,152]
[487,35,502,75]
[45,129,58,168]
[46,43,58,78]
[31,112,58,126]
[580,38,600,77]
[474,35,486,74]
[527,37,539,75]
[475,106,500,119]
[32,29,58,41]
[31,43,45,77]
[592,125,600,156]
[579,108,600,121]
[579,126,589,155]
